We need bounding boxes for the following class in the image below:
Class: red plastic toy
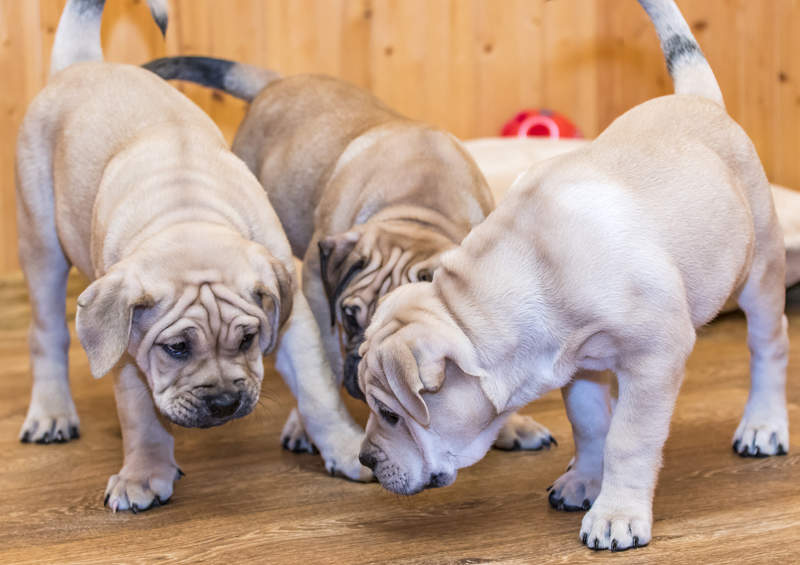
[501,109,583,139]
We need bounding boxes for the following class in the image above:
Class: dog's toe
[580,497,651,551]
[280,408,316,454]
[548,467,601,513]
[20,410,80,446]
[493,413,555,451]
[104,461,179,513]
[733,413,789,457]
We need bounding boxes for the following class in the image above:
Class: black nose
[427,472,448,489]
[358,451,378,470]
[206,392,241,419]
[343,353,365,401]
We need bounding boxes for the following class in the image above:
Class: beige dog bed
[465,137,800,289]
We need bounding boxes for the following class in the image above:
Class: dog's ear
[76,269,154,379]
[318,231,363,327]
[378,339,443,427]
[376,327,492,427]
[248,248,295,354]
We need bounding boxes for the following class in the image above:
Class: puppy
[143,56,556,452]
[17,0,369,512]
[357,0,788,551]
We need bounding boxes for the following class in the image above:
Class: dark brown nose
[358,451,378,470]
[206,392,241,419]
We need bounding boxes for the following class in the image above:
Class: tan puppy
[143,57,555,452]
[17,0,368,512]
[356,0,788,551]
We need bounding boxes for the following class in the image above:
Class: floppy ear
[252,256,294,354]
[378,340,439,427]
[318,231,363,327]
[76,269,154,379]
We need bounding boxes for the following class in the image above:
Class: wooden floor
[1,270,798,565]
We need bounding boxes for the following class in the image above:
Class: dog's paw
[19,392,80,444]
[494,413,556,451]
[733,410,789,457]
[280,408,317,454]
[104,460,183,513]
[547,467,601,512]
[320,428,374,483]
[580,496,651,551]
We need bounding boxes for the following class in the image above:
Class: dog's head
[319,220,457,400]
[355,283,512,495]
[75,228,293,428]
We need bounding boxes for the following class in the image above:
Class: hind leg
[16,152,79,443]
[734,220,789,457]
[548,371,612,512]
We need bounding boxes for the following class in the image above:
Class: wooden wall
[1,0,798,274]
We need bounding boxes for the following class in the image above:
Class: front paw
[20,393,80,444]
[104,459,183,513]
[733,410,789,457]
[548,466,601,512]
[580,496,651,551]
[280,408,317,453]
[320,429,374,483]
[493,413,556,451]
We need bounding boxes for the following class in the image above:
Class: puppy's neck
[434,244,569,411]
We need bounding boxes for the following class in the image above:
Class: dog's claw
[545,484,553,492]
[103,493,110,507]
[582,532,588,545]
[549,435,558,447]
[593,538,599,550]
[778,443,788,455]
[633,536,640,549]
[69,426,80,439]
[177,468,185,478]
[582,498,591,510]
[20,431,30,443]
[611,540,618,552]
[732,439,741,452]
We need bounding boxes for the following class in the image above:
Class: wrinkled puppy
[17,0,369,512]
[357,0,788,551]
[142,56,555,453]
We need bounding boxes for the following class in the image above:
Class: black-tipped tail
[638,0,724,106]
[143,56,280,102]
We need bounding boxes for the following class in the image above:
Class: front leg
[275,289,372,482]
[581,337,692,551]
[104,361,182,512]
[548,371,612,511]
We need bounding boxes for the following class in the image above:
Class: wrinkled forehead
[139,282,265,345]
[342,242,440,313]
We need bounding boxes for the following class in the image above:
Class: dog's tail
[142,56,280,102]
[50,0,167,77]
[638,0,724,107]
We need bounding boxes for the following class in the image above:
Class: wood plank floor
[1,270,798,564]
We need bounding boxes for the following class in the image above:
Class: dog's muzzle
[165,386,255,428]
[343,352,365,401]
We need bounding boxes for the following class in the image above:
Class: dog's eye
[417,269,433,282]
[342,306,360,334]
[239,333,256,352]
[378,405,400,426]
[162,341,190,360]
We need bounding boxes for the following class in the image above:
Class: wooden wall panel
[0,0,798,274]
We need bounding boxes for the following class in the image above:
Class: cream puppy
[17,0,368,512]
[142,56,556,453]
[357,0,788,551]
